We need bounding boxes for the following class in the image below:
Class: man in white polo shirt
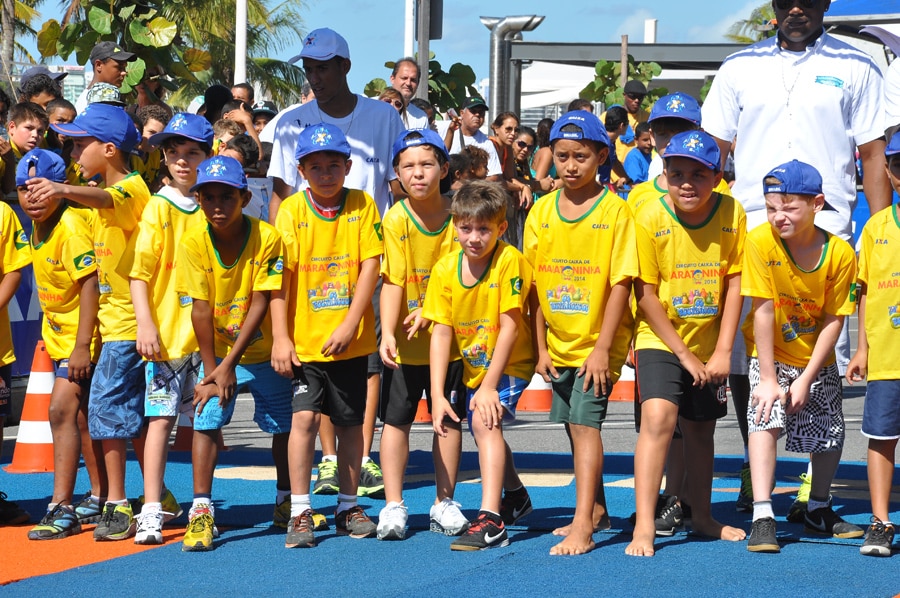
[436,97,502,180]
[389,58,429,130]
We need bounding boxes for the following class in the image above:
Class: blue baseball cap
[16,149,66,186]
[190,155,248,192]
[885,134,900,157]
[391,128,449,164]
[149,113,215,147]
[663,130,720,171]
[762,160,836,210]
[50,103,141,154]
[549,110,611,149]
[649,92,701,126]
[294,122,351,162]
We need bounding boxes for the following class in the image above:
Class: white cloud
[613,9,657,43]
[688,1,767,42]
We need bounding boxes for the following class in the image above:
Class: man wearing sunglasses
[702,0,891,544]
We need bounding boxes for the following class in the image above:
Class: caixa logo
[365,157,380,163]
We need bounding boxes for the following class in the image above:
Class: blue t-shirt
[623,147,652,184]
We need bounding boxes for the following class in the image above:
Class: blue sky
[295,0,766,91]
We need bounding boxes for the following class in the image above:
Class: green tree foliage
[725,2,776,45]
[365,54,481,113]
[579,56,666,109]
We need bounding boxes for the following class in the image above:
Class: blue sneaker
[74,492,103,524]
[28,504,82,540]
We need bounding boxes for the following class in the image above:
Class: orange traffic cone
[518,374,552,412]
[5,341,55,473]
[414,390,431,423]
[609,364,636,402]
[170,411,228,451]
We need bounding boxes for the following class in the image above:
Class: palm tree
[1,0,41,92]
[725,2,776,45]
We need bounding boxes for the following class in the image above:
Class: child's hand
[25,178,66,204]
[192,382,219,416]
[678,352,708,387]
[135,323,162,360]
[271,336,300,378]
[402,308,429,340]
[845,351,867,385]
[0,138,12,161]
[321,321,355,357]
[704,350,731,387]
[199,364,238,405]
[751,378,786,425]
[379,334,399,370]
[470,387,503,430]
[786,377,812,415]
[535,350,560,383]
[431,395,460,437]
[67,345,92,383]
[224,109,253,131]
[578,348,610,397]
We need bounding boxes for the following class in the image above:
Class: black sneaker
[335,505,376,538]
[499,488,532,526]
[450,511,509,551]
[630,494,685,536]
[747,517,780,553]
[313,460,339,495]
[0,492,30,525]
[357,460,385,498]
[804,506,864,539]
[285,509,316,548]
[860,517,894,557]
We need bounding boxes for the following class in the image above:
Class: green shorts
[549,367,609,430]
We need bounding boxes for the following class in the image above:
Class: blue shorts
[466,375,528,432]
[54,359,94,385]
[144,354,200,418]
[88,341,144,440]
[194,360,293,434]
[0,364,11,418]
[861,380,900,440]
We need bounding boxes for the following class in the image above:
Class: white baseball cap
[289,28,350,64]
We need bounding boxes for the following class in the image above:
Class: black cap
[461,97,489,112]
[624,80,648,95]
[20,66,67,87]
[252,100,278,118]
[90,41,137,64]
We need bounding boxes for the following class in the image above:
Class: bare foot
[553,506,610,536]
[691,515,746,541]
[625,527,656,557]
[550,526,596,556]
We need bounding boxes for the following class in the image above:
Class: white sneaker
[429,498,469,536]
[189,503,219,538]
[134,509,164,545]
[376,501,408,540]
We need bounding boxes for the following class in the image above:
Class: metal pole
[416,0,430,100]
[404,0,415,57]
[234,0,248,83]
[620,34,628,88]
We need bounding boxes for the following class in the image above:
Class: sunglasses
[515,140,535,150]
[382,98,403,109]
[774,0,820,9]
[624,93,646,101]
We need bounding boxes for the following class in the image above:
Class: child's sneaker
[628,494,684,536]
[74,492,103,524]
[313,460,339,495]
[430,498,469,536]
[860,517,895,557]
[0,491,30,525]
[803,505,864,539]
[450,511,509,551]
[786,472,811,523]
[134,509,165,545]
[183,503,216,551]
[499,488,532,526]
[135,488,184,523]
[285,509,317,548]
[28,504,81,540]
[376,501,408,540]
[735,463,753,513]
[335,505,376,538]
[273,497,291,528]
[747,517,780,553]
[358,459,385,498]
[94,502,136,541]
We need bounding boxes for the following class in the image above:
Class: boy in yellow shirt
[847,136,900,557]
[424,180,534,551]
[1,102,48,194]
[744,160,861,553]
[18,149,103,539]
[524,111,638,555]
[36,103,152,540]
[376,129,468,540]
[129,113,213,545]
[175,155,291,551]
[272,124,382,547]
[627,131,746,557]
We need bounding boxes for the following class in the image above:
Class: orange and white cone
[609,363,636,402]
[5,341,55,473]
[518,373,552,412]
[414,389,431,423]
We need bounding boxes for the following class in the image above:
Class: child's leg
[433,422,462,501]
[867,438,897,522]
[361,372,380,459]
[271,432,290,494]
[470,416,506,513]
[142,416,176,504]
[335,423,364,497]
[101,439,128,502]
[808,449,841,502]
[288,411,320,496]
[664,436,687,504]
[77,395,106,499]
[553,423,609,536]
[48,377,88,505]
[192,428,219,496]
[680,417,744,541]
[381,422,411,503]
[748,429,779,503]
[550,422,602,555]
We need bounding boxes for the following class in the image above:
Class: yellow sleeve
[0,205,31,275]
[740,231,772,300]
[497,248,529,316]
[254,222,284,293]
[275,193,299,271]
[129,197,164,281]
[522,206,539,268]
[635,215,659,286]
[824,239,857,317]
[61,232,97,282]
[422,254,455,327]
[380,206,407,286]
[608,203,639,286]
[175,231,210,302]
[358,192,384,263]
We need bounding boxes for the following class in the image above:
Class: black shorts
[380,360,467,426]
[0,364,11,419]
[367,277,383,376]
[291,356,368,427]
[635,349,727,422]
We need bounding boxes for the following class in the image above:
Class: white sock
[336,493,357,514]
[290,494,311,518]
[107,499,128,506]
[192,497,211,510]
[752,500,774,521]
[143,501,162,513]
[361,456,372,466]
[806,461,813,477]
[321,455,337,463]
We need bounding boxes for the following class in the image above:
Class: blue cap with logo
[294,122,352,162]
[149,113,215,147]
[50,103,141,154]
[190,155,248,192]
[549,110,611,149]
[762,160,823,196]
[664,130,720,171]
[649,92,701,125]
[391,128,449,164]
[16,148,67,186]
[885,134,900,157]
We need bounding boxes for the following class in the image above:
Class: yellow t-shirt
[380,199,459,366]
[523,189,638,374]
[628,176,732,216]
[30,206,101,361]
[0,140,25,180]
[93,172,150,341]
[132,149,162,189]
[176,217,284,364]
[741,223,856,368]
[856,204,900,380]
[276,188,383,362]
[129,188,205,360]
[422,242,534,389]
[634,193,746,362]
[0,203,31,367]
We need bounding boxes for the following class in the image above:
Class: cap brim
[190,179,248,193]
[664,153,716,170]
[252,110,277,117]
[49,122,92,137]
[149,131,209,146]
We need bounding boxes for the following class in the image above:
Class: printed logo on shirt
[888,304,900,329]
[848,282,857,304]
[73,250,95,270]
[268,257,284,276]
[510,276,522,296]
[14,229,28,250]
[781,313,817,342]
[374,222,383,242]
[814,76,844,89]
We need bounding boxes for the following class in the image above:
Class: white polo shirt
[267,95,405,217]
[435,121,503,177]
[884,59,900,132]
[702,32,885,239]
[402,103,429,130]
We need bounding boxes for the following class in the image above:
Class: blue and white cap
[149,113,215,147]
[663,130,720,171]
[391,128,450,164]
[190,155,248,192]
[16,148,66,186]
[294,122,352,162]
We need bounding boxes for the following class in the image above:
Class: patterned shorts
[747,357,844,453]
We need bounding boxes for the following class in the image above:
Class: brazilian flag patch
[14,229,28,250]
[268,257,284,276]
[374,222,383,242]
[74,250,96,270]
[510,276,522,296]
[848,282,858,304]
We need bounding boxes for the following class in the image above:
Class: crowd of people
[0,0,897,558]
